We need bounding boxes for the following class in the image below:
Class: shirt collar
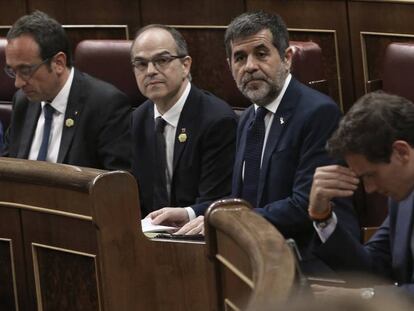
[254,73,292,114]
[154,81,191,128]
[41,67,75,114]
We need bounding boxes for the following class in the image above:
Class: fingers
[309,165,360,215]
[151,208,188,226]
[174,216,205,235]
[147,209,164,220]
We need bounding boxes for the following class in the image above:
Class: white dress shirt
[153,82,194,218]
[28,68,75,163]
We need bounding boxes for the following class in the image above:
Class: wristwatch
[315,214,334,229]
[360,287,375,300]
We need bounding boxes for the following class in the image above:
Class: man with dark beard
[151,12,359,274]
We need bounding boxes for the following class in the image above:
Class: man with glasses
[2,11,131,170]
[130,24,237,218]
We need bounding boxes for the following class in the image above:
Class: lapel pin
[279,117,285,125]
[75,111,79,115]
[65,118,74,128]
[178,128,187,143]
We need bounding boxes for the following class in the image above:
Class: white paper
[141,218,176,233]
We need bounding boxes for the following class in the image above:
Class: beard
[237,66,288,106]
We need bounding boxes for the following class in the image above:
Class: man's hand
[174,216,205,235]
[309,165,359,217]
[147,208,189,227]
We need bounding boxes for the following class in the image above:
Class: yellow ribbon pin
[178,128,187,143]
[65,118,74,128]
[178,133,187,143]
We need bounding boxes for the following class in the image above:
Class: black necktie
[37,104,55,161]
[153,116,169,210]
[242,107,268,207]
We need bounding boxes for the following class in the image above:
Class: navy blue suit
[132,85,237,217]
[316,196,414,296]
[232,78,360,266]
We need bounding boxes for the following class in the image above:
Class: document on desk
[141,218,176,233]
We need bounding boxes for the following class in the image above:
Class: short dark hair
[327,91,414,163]
[132,24,189,57]
[224,11,289,60]
[7,10,72,67]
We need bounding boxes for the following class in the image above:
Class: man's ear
[283,46,293,71]
[52,52,67,74]
[182,55,192,77]
[392,140,411,164]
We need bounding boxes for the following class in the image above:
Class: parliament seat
[74,39,146,107]
[0,38,16,130]
[205,199,295,311]
[0,158,215,311]
[290,41,328,94]
[366,42,414,102]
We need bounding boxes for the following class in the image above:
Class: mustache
[240,73,269,86]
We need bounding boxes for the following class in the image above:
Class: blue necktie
[242,107,268,207]
[153,116,169,210]
[37,104,55,161]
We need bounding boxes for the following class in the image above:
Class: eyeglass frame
[131,53,187,73]
[4,56,53,81]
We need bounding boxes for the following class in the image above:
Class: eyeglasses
[4,57,51,81]
[131,54,186,72]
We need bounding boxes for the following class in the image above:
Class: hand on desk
[309,165,359,217]
[147,207,189,228]
[174,216,205,235]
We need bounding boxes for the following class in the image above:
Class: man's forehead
[132,29,177,57]
[230,29,274,52]
[6,35,41,63]
[344,153,375,175]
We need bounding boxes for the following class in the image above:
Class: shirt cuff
[313,212,338,243]
[185,207,196,221]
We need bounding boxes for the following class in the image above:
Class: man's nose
[244,55,259,72]
[14,73,27,89]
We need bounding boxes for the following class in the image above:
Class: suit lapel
[393,196,414,282]
[172,87,198,172]
[18,103,41,158]
[57,70,85,163]
[256,79,298,205]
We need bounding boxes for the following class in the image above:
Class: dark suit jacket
[316,196,414,296]
[132,85,237,217]
[3,69,131,170]
[232,78,360,265]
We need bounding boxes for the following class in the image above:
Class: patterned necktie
[37,104,55,161]
[153,116,169,210]
[242,107,268,207]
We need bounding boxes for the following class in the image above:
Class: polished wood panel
[247,0,355,110]
[205,199,295,311]
[348,0,414,98]
[140,0,244,25]
[33,245,98,310]
[27,0,141,37]
[0,240,17,311]
[178,27,250,108]
[0,158,215,311]
[0,0,26,25]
